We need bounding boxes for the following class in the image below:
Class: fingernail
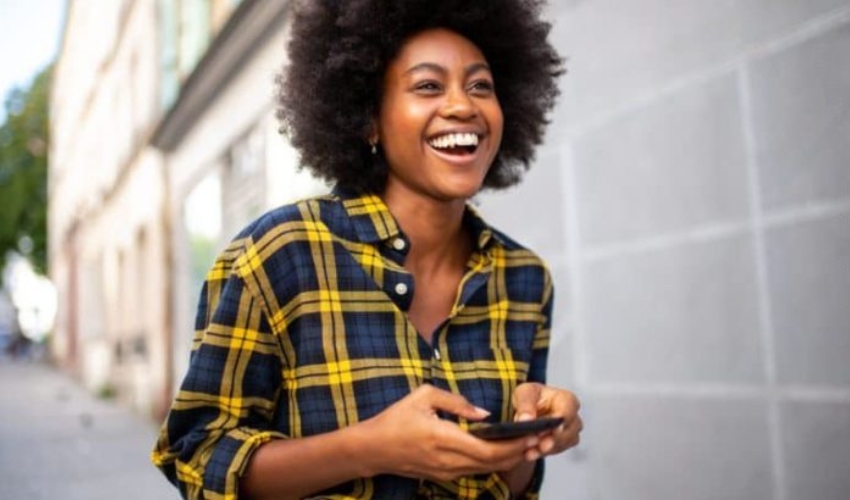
[541,439,554,453]
[527,450,541,461]
[516,412,534,422]
[474,406,491,417]
[526,437,539,448]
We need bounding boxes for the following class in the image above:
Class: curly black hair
[276,0,564,194]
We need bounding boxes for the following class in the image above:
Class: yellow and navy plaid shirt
[153,189,553,499]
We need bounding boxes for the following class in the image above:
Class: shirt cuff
[204,428,288,497]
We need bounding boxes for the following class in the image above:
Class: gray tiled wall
[748,22,850,210]
[583,395,774,500]
[582,234,764,384]
[480,1,850,498]
[768,212,850,385]
[781,401,850,500]
[572,73,751,245]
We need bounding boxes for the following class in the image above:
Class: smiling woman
[376,29,504,208]
[153,2,582,499]
[277,0,564,195]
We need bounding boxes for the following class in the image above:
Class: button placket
[384,268,413,310]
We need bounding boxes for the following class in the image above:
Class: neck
[381,188,471,274]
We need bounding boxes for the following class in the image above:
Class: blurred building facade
[49,0,323,418]
[49,1,850,499]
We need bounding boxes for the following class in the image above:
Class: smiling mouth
[428,132,480,156]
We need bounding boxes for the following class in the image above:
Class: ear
[367,119,380,146]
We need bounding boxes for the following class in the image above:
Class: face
[376,28,503,205]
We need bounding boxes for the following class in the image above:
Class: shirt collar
[334,186,498,252]
[463,203,497,251]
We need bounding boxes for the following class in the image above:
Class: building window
[158,0,215,112]
[158,0,180,111]
[222,125,266,238]
[183,170,222,301]
[178,0,212,79]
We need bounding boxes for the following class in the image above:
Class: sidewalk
[0,359,179,499]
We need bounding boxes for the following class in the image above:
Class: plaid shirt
[153,189,553,499]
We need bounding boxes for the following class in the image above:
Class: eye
[469,79,495,96]
[413,80,442,94]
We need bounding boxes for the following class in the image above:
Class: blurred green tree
[0,66,51,275]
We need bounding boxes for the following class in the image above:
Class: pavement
[0,359,180,499]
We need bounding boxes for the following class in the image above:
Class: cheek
[380,103,429,145]
[487,105,505,149]
[490,102,505,140]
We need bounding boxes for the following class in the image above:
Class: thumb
[419,385,490,421]
[512,382,543,422]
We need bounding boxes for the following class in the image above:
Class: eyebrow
[404,62,492,78]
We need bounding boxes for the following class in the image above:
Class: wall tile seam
[563,60,740,140]
[585,383,850,403]
[559,143,590,387]
[581,219,752,263]
[577,199,850,264]
[760,200,850,229]
[561,7,850,141]
[738,58,785,500]
[545,257,575,352]
[743,5,850,66]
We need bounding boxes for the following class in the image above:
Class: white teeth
[429,133,479,150]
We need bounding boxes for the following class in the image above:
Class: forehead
[388,28,489,73]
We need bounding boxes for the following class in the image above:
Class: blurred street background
[1,0,849,499]
[0,359,177,499]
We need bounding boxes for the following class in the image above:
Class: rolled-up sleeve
[152,239,287,499]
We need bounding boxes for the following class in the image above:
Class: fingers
[450,433,539,474]
[559,413,583,449]
[413,384,490,421]
[511,382,543,421]
[372,385,545,481]
[402,384,582,476]
[511,384,583,459]
[549,388,581,422]
[541,390,582,456]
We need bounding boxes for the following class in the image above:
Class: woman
[153,1,581,498]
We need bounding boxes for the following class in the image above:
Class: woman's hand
[511,382,582,461]
[359,385,539,482]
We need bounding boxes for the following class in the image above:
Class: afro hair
[276,0,564,194]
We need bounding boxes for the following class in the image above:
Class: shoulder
[486,225,554,304]
[466,205,551,282]
[217,194,351,275]
[489,225,548,271]
[208,194,351,305]
[488,226,531,253]
[234,194,344,242]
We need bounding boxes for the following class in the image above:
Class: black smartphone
[469,416,564,441]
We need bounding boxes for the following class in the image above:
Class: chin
[434,179,484,202]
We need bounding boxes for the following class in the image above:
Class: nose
[439,87,477,120]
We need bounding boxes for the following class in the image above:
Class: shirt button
[394,282,408,295]
[392,237,406,251]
